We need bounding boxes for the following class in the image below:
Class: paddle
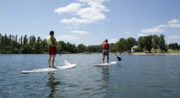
[114,53,121,61]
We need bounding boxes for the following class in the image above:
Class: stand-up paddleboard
[21,60,76,74]
[94,61,117,67]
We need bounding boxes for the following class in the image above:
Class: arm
[54,38,57,47]
[51,37,57,47]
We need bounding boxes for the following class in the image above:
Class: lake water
[0,54,180,98]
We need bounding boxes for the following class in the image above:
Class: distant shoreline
[130,52,180,56]
[0,52,180,55]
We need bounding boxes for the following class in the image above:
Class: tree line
[110,34,167,53]
[0,33,102,54]
[0,33,179,54]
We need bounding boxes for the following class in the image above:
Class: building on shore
[131,45,139,53]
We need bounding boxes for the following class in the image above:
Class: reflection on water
[47,72,60,98]
[102,67,109,82]
[101,67,109,98]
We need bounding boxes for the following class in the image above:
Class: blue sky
[0,0,180,45]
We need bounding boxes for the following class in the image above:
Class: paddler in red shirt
[102,39,110,63]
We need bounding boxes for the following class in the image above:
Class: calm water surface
[0,54,180,98]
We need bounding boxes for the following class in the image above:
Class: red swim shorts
[48,46,57,55]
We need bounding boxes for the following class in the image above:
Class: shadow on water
[46,72,61,98]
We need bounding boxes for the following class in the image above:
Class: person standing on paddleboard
[47,31,57,68]
[102,39,110,63]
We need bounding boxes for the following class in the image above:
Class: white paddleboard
[94,61,117,67]
[21,60,76,74]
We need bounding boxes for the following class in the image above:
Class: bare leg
[52,55,56,68]
[107,55,109,63]
[48,55,52,67]
[103,55,105,63]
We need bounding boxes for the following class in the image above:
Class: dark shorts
[48,46,57,55]
[103,49,109,56]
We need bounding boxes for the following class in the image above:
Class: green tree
[66,42,77,53]
[87,45,101,52]
[169,43,179,50]
[29,36,36,53]
[35,37,43,53]
[20,36,23,45]
[152,35,160,52]
[138,37,145,51]
[77,44,86,52]
[144,36,153,53]
[42,39,48,52]
[116,38,127,52]
[126,37,137,52]
[159,34,167,52]
[110,43,118,52]
[22,44,31,54]
[23,35,28,45]
[57,41,67,52]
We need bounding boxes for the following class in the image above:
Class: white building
[131,45,138,52]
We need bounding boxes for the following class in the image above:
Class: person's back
[102,39,109,63]
[102,41,109,49]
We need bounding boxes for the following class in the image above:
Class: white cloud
[78,0,105,4]
[168,19,179,24]
[141,19,180,33]
[124,31,130,34]
[55,0,109,25]
[138,33,147,37]
[99,31,112,35]
[57,35,79,41]
[72,30,88,34]
[168,23,180,28]
[167,19,180,28]
[61,17,92,24]
[100,32,108,35]
[78,0,109,12]
[54,3,81,14]
[141,27,164,33]
[157,24,167,28]
[168,35,180,39]
[109,38,118,43]
[77,7,106,21]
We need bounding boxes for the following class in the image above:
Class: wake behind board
[21,60,76,74]
[94,61,117,67]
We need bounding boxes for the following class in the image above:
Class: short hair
[105,39,108,42]
[50,31,54,36]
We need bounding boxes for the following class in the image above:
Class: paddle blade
[117,56,121,61]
